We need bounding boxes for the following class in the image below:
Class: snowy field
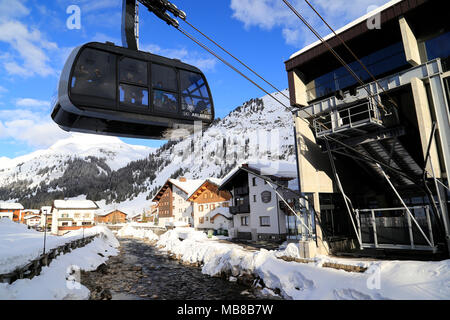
[120,225,450,300]
[0,220,119,300]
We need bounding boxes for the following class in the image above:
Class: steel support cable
[303,0,398,109]
[176,26,295,113]
[281,0,388,114]
[181,19,295,107]
[324,138,362,245]
[329,137,447,240]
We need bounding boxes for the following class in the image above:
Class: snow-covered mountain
[0,90,296,210]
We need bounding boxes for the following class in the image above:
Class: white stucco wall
[51,208,96,234]
[231,173,287,239]
[172,185,193,225]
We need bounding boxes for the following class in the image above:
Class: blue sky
[0,0,390,158]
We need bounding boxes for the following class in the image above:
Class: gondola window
[180,70,212,119]
[151,64,178,113]
[71,48,116,100]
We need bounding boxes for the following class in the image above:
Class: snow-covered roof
[0,202,24,210]
[169,178,205,196]
[247,160,297,178]
[53,200,99,210]
[24,215,40,220]
[289,0,403,59]
[96,209,128,217]
[186,178,226,200]
[208,207,232,220]
[22,209,40,214]
[220,161,297,189]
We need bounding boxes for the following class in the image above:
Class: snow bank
[154,228,450,300]
[0,219,117,274]
[0,225,119,300]
[117,224,159,241]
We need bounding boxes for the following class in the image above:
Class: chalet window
[84,213,90,218]
[199,217,204,224]
[260,216,270,226]
[74,213,80,218]
[252,177,257,186]
[82,222,91,226]
[211,204,215,210]
[222,202,229,207]
[205,204,209,209]
[241,216,249,226]
[205,217,209,221]
[211,218,214,224]
[204,193,208,199]
[62,222,69,226]
[235,197,245,206]
[253,195,257,202]
[199,205,204,212]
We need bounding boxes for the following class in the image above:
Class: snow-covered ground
[119,225,450,300]
[0,219,116,274]
[0,219,119,300]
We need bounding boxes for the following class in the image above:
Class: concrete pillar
[293,114,333,256]
[410,77,441,177]
[289,70,309,106]
[399,16,421,67]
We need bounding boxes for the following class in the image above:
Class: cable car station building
[286,0,450,257]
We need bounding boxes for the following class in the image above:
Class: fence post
[425,206,434,247]
[371,209,378,248]
[406,209,415,249]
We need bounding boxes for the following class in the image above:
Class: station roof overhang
[284,0,440,79]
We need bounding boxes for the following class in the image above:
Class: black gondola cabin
[52,42,214,140]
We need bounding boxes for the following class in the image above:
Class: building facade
[152,178,203,227]
[40,206,53,229]
[95,209,128,224]
[0,202,24,222]
[51,200,98,235]
[24,215,41,228]
[187,179,233,232]
[285,0,450,256]
[220,163,297,241]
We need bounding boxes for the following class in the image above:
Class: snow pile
[0,219,117,274]
[154,227,450,300]
[117,224,159,242]
[0,236,119,300]
[0,223,120,300]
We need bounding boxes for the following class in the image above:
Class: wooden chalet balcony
[233,186,249,196]
[229,204,250,214]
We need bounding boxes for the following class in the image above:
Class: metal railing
[313,99,384,137]
[355,205,437,251]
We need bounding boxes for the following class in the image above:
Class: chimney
[179,177,187,182]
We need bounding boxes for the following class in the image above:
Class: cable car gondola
[51,42,214,140]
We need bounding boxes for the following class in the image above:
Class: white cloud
[0,110,70,148]
[0,85,7,93]
[141,44,217,72]
[15,98,51,108]
[0,1,58,77]
[230,0,391,47]
[0,0,29,20]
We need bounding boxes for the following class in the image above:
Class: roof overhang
[285,0,429,72]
